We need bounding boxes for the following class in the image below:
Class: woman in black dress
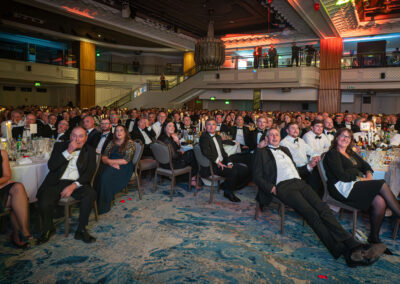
[0,150,34,248]
[95,125,135,214]
[324,128,400,244]
[158,121,198,186]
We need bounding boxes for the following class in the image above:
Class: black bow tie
[327,131,336,135]
[237,127,243,130]
[315,136,321,139]
[101,134,108,138]
[294,138,299,143]
[257,129,264,133]
[268,146,281,151]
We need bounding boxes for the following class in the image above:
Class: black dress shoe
[37,229,55,245]
[223,192,241,203]
[74,229,96,243]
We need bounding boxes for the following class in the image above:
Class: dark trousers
[143,144,153,157]
[300,168,323,198]
[291,55,299,66]
[275,179,359,258]
[37,180,96,232]
[210,163,250,194]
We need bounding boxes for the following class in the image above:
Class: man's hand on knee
[60,183,77,198]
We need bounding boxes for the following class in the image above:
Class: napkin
[16,157,33,165]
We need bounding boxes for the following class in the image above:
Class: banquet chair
[150,141,192,199]
[193,143,225,204]
[0,208,11,233]
[58,153,100,237]
[124,140,145,199]
[317,154,359,238]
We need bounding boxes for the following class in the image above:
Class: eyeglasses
[339,134,351,140]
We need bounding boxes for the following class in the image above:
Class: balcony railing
[341,51,400,69]
[95,60,183,75]
[222,51,320,70]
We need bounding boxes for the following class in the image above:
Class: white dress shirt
[345,123,352,130]
[111,125,118,133]
[269,146,300,185]
[128,120,135,133]
[302,130,331,155]
[280,135,317,167]
[323,129,336,142]
[175,122,181,131]
[152,121,162,139]
[216,124,221,131]
[211,135,224,164]
[56,132,65,142]
[140,127,152,145]
[235,128,245,145]
[96,132,110,153]
[61,150,81,187]
[86,128,95,135]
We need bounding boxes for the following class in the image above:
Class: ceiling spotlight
[97,34,102,38]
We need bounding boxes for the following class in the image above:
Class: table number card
[30,123,38,134]
[360,122,370,132]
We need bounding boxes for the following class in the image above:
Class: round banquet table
[10,159,49,203]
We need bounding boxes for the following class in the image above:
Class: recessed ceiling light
[229,20,235,24]
[97,34,102,38]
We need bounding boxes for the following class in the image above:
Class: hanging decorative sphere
[314,3,320,11]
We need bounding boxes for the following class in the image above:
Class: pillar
[183,51,195,75]
[253,89,261,111]
[318,38,343,113]
[79,41,96,108]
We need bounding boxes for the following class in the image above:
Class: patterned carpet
[1,179,400,283]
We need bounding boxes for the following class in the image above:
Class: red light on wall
[62,6,98,19]
[314,3,320,11]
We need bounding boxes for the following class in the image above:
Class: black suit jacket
[52,131,68,142]
[228,126,251,146]
[253,146,309,206]
[216,123,230,133]
[93,132,113,154]
[125,118,138,131]
[130,125,156,144]
[37,141,96,197]
[174,121,184,132]
[86,129,100,148]
[12,126,46,139]
[248,129,267,150]
[199,132,231,165]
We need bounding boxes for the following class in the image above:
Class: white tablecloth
[373,157,400,197]
[11,159,49,203]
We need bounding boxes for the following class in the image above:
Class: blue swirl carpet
[1,180,400,283]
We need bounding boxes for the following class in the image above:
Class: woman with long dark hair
[324,128,400,246]
[158,121,198,186]
[95,125,135,214]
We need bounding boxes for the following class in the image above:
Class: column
[183,51,195,75]
[318,38,342,113]
[253,89,261,111]
[79,41,96,108]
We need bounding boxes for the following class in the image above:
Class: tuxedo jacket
[199,132,231,165]
[253,146,309,206]
[216,123,230,133]
[93,132,113,154]
[228,126,251,146]
[130,125,156,144]
[12,125,46,139]
[37,141,96,197]
[125,118,138,130]
[248,129,267,150]
[52,130,68,142]
[86,129,100,148]
[174,121,184,132]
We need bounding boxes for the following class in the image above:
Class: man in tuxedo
[12,113,47,139]
[229,116,251,151]
[352,117,365,133]
[280,122,322,196]
[152,111,167,139]
[69,109,81,128]
[110,114,120,134]
[323,117,336,142]
[125,109,138,133]
[83,116,100,147]
[173,112,183,132]
[182,116,196,132]
[94,118,113,154]
[1,110,24,138]
[215,113,229,133]
[334,114,345,129]
[36,127,97,244]
[48,114,58,133]
[199,119,250,203]
[253,128,383,266]
[344,113,358,132]
[302,120,331,156]
[249,116,267,151]
[131,118,156,157]
[54,120,69,142]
